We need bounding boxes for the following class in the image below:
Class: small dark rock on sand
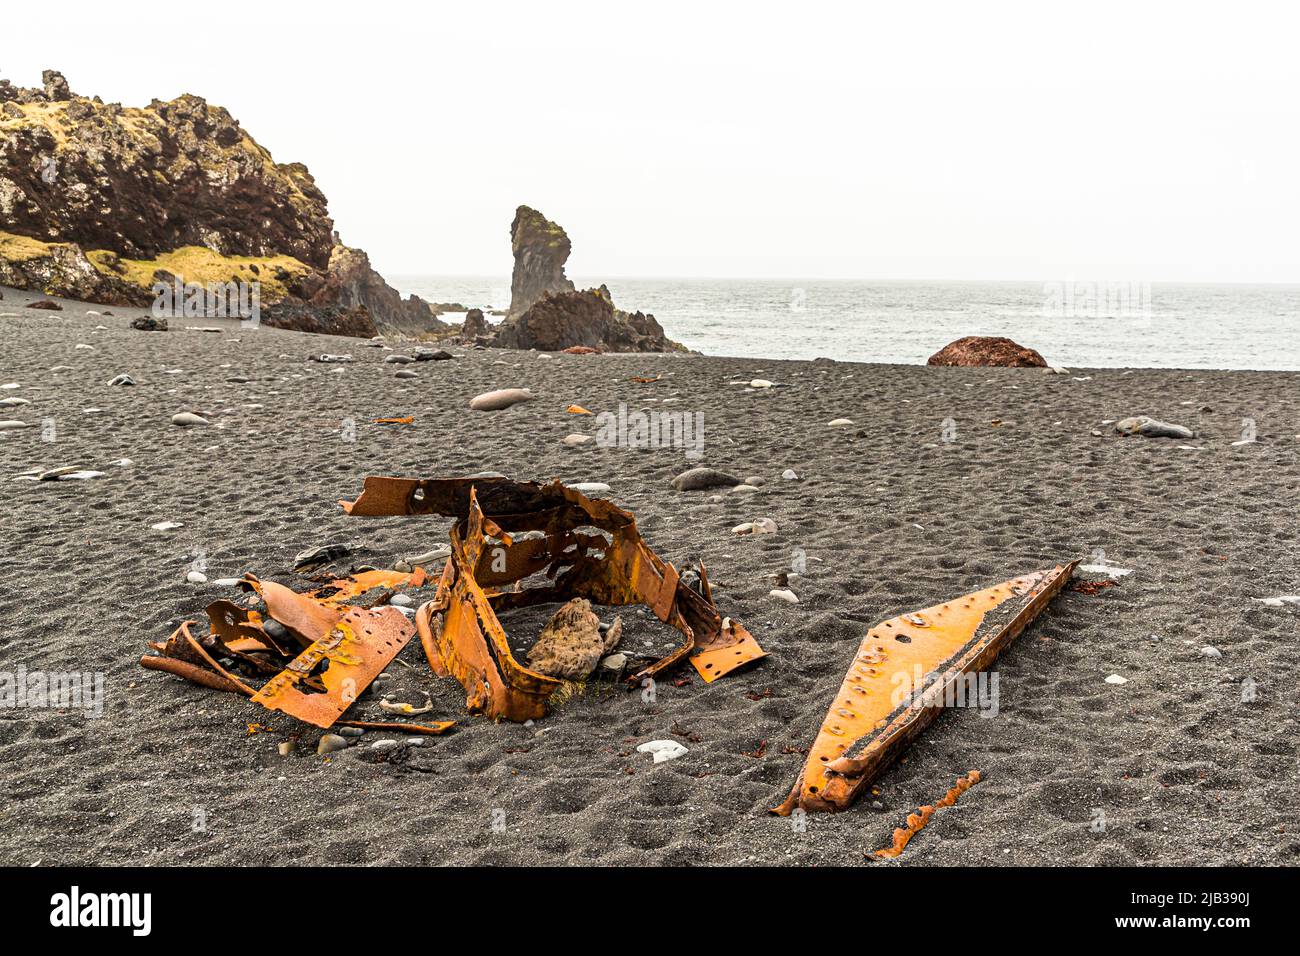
[29,299,63,311]
[131,315,168,331]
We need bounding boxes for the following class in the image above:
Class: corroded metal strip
[250,606,418,729]
[774,563,1076,815]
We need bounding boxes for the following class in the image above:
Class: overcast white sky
[7,1,1298,282]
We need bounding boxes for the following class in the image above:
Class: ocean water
[390,276,1300,370]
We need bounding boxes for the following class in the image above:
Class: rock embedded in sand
[383,354,414,364]
[561,434,591,446]
[171,412,210,427]
[828,418,855,427]
[1114,416,1195,440]
[186,570,208,584]
[29,300,63,311]
[107,374,136,386]
[927,336,1047,368]
[770,588,800,604]
[671,467,741,492]
[782,469,800,480]
[317,734,349,755]
[1200,645,1222,659]
[469,388,534,411]
[0,420,29,430]
[131,316,168,331]
[525,598,623,681]
[1104,674,1129,685]
[394,369,418,379]
[0,397,30,407]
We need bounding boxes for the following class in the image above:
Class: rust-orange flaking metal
[341,476,767,721]
[774,563,1075,815]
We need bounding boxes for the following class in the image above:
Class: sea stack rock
[508,205,576,319]
[927,336,1047,368]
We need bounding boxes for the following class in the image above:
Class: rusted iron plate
[342,476,766,721]
[250,605,417,728]
[774,563,1075,815]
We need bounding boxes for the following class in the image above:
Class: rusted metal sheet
[773,563,1076,815]
[251,605,418,728]
[342,476,768,721]
[141,568,445,733]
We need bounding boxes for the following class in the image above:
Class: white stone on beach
[1079,563,1133,579]
[390,593,413,607]
[469,388,534,411]
[56,470,105,480]
[213,578,241,587]
[1200,645,1222,659]
[384,354,415,364]
[0,421,29,430]
[636,740,688,764]
[151,521,184,531]
[748,379,775,388]
[171,412,210,427]
[1104,674,1129,685]
[186,570,208,584]
[0,398,30,407]
[562,434,592,446]
[567,481,611,494]
[0,383,21,389]
[770,588,799,604]
[828,418,854,427]
[782,469,799,480]
[395,369,418,379]
[1253,595,1300,607]
[107,374,136,386]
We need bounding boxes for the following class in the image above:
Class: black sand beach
[1,286,1298,866]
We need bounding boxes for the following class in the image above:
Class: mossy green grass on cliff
[86,246,311,300]
[0,229,62,262]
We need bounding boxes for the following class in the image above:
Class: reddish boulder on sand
[926,336,1047,368]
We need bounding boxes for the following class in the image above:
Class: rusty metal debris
[773,563,1076,815]
[870,770,982,859]
[140,567,452,735]
[340,476,767,721]
[142,476,765,733]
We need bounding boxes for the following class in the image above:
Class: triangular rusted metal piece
[773,562,1076,814]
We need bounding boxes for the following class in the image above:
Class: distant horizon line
[386,273,1300,288]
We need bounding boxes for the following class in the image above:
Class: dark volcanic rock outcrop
[493,285,683,353]
[491,207,683,353]
[926,336,1047,368]
[0,71,333,267]
[262,302,378,338]
[0,69,442,338]
[508,205,575,318]
[308,246,445,336]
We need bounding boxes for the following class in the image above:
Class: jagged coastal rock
[507,205,575,319]
[494,285,678,352]
[487,207,684,353]
[926,336,1047,368]
[0,70,442,337]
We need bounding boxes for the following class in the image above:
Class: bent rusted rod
[140,655,251,695]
